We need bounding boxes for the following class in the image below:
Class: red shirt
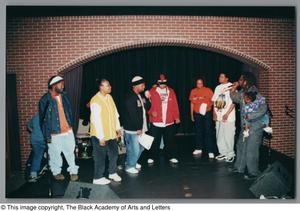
[189,87,213,113]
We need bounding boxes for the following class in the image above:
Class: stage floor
[7,136,295,199]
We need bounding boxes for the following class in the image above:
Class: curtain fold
[63,66,83,134]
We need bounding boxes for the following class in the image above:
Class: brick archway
[58,39,271,74]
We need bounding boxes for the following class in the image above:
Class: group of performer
[27,71,270,184]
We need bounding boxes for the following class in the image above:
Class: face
[100,81,112,94]
[218,73,228,84]
[238,75,245,87]
[244,95,252,104]
[134,83,146,93]
[53,81,64,93]
[196,79,203,88]
[159,83,167,89]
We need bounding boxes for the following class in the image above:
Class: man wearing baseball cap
[147,74,180,164]
[123,76,150,174]
[39,75,79,181]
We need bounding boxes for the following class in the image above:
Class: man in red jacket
[147,74,180,164]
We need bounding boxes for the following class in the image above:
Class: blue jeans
[124,132,144,169]
[48,130,79,175]
[30,138,46,174]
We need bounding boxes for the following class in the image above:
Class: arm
[190,102,195,122]
[172,90,180,123]
[247,103,268,122]
[230,90,243,104]
[222,103,235,121]
[27,116,34,132]
[38,97,50,141]
[90,103,105,141]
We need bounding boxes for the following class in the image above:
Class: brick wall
[6,16,296,168]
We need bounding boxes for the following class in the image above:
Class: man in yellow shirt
[90,79,122,185]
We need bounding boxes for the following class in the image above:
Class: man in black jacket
[123,76,150,174]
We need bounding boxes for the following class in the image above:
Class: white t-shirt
[212,82,236,122]
[153,87,173,128]
[137,94,148,133]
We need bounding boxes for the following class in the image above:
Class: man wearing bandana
[147,74,180,164]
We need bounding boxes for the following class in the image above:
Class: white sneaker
[208,153,215,159]
[108,173,122,182]
[169,158,179,164]
[192,150,203,155]
[93,177,111,185]
[147,159,154,164]
[136,163,142,170]
[126,167,139,174]
[215,154,227,160]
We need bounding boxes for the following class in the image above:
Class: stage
[7,136,295,199]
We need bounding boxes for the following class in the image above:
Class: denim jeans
[91,137,118,179]
[234,122,264,176]
[48,130,79,175]
[30,138,46,174]
[124,132,144,170]
[194,111,214,153]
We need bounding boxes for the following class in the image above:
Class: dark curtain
[64,66,83,133]
[80,46,253,134]
[6,74,21,173]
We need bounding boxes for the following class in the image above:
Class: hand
[145,90,151,99]
[152,111,157,117]
[222,113,229,121]
[99,139,106,146]
[175,119,181,124]
[191,115,195,122]
[137,130,143,135]
[230,82,239,92]
[116,130,122,138]
[213,111,217,121]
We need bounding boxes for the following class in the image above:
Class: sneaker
[192,150,202,155]
[208,153,215,159]
[93,177,111,185]
[136,163,142,170]
[54,173,65,181]
[215,154,227,160]
[126,167,139,174]
[169,158,179,164]
[225,157,235,163]
[147,159,154,164]
[70,174,79,181]
[109,173,122,182]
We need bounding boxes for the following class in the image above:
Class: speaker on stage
[63,181,119,199]
[249,161,292,198]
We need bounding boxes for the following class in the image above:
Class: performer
[212,72,236,161]
[189,78,214,157]
[123,76,150,174]
[27,113,46,182]
[147,74,180,164]
[90,79,122,185]
[229,73,268,180]
[39,75,79,181]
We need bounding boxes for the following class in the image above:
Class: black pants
[148,124,178,160]
[91,137,118,179]
[194,111,214,153]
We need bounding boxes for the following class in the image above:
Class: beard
[54,86,64,94]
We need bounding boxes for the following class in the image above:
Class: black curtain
[80,46,253,134]
[64,66,83,133]
[6,74,21,173]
